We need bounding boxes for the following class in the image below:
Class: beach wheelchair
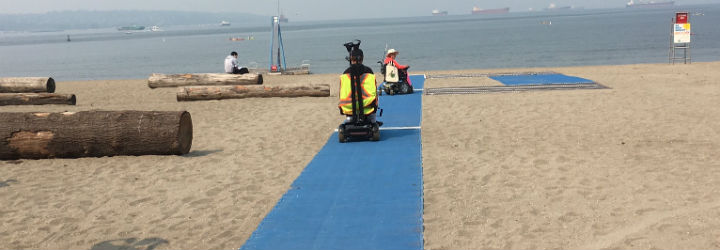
[378,61,413,96]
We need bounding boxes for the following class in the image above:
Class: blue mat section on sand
[377,77,424,128]
[490,74,594,86]
[240,75,425,250]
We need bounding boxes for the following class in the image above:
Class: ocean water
[1,5,718,81]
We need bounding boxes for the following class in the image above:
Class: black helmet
[350,48,364,61]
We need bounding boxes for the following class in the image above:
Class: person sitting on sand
[224,51,249,74]
[383,48,411,86]
[339,47,380,125]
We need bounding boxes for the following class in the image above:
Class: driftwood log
[0,111,193,160]
[281,69,311,75]
[148,73,263,88]
[176,84,330,101]
[0,93,76,106]
[0,77,55,93]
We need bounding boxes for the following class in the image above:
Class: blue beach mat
[490,73,594,86]
[240,75,426,250]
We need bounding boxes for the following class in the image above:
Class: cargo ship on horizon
[471,7,510,14]
[117,25,145,31]
[626,0,675,8]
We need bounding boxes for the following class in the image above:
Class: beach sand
[1,62,719,249]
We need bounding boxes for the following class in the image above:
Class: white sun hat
[386,49,398,56]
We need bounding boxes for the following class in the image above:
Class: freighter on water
[626,0,675,8]
[471,6,510,14]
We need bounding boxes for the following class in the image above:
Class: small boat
[432,9,449,16]
[472,7,510,14]
[229,35,255,41]
[220,21,231,26]
[150,26,161,32]
[545,3,573,11]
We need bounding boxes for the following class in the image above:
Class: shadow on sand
[0,179,18,188]
[90,238,169,250]
[182,149,224,158]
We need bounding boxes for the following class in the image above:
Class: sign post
[669,12,691,64]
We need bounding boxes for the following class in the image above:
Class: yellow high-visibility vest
[339,73,376,115]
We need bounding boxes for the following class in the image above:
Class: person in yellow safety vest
[338,48,379,124]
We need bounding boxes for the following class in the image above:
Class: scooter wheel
[400,83,411,94]
[338,125,347,143]
[370,124,380,141]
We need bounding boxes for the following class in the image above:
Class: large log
[0,93,76,106]
[0,77,55,93]
[176,84,330,101]
[148,73,263,88]
[0,111,192,160]
[281,69,311,75]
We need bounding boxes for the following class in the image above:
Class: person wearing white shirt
[224,51,249,74]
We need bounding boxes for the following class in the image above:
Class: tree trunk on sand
[0,77,55,93]
[0,111,193,160]
[176,84,330,101]
[0,93,76,106]
[148,73,263,88]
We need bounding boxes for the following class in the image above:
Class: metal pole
[278,24,287,71]
[269,17,276,71]
[688,42,691,64]
[671,18,676,64]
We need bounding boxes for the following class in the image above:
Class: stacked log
[0,77,55,93]
[0,77,76,106]
[281,69,311,75]
[176,84,330,101]
[148,73,263,88]
[0,93,76,106]
[0,111,193,160]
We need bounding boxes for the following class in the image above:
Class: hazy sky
[1,0,719,20]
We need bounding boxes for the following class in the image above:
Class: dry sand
[1,62,719,249]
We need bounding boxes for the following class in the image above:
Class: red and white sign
[676,12,688,24]
[673,12,691,44]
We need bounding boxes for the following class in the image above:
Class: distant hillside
[0,10,268,31]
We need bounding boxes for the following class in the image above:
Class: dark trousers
[232,67,249,74]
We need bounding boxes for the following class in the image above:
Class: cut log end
[68,94,76,105]
[47,78,56,93]
[177,111,193,155]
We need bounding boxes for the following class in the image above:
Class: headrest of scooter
[351,48,363,58]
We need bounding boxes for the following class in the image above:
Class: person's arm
[232,58,240,69]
